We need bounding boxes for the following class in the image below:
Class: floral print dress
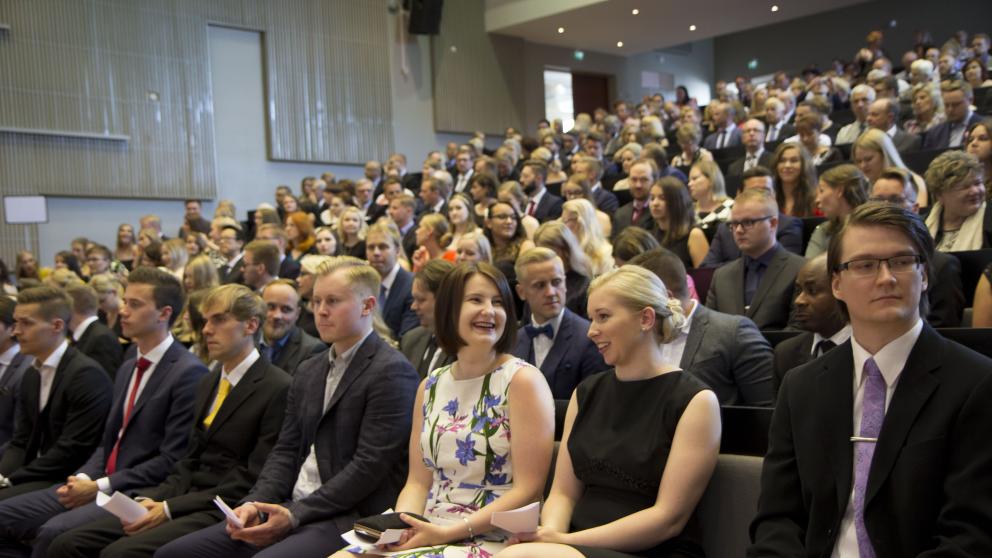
[348,358,526,558]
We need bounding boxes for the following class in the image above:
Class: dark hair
[826,202,932,321]
[414,259,455,293]
[652,176,697,246]
[434,262,517,356]
[56,251,84,277]
[819,164,870,233]
[127,266,186,327]
[245,240,281,277]
[486,203,528,249]
[640,142,670,171]
[771,142,817,217]
[613,227,661,263]
[469,173,499,200]
[0,258,11,287]
[522,160,548,183]
[141,241,164,268]
[0,296,15,326]
[742,165,774,181]
[628,247,690,301]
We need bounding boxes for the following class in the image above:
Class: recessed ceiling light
[617,41,624,48]
[771,5,779,12]
[689,24,697,31]
[557,27,565,34]
[631,8,639,15]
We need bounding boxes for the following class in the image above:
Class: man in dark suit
[217,225,246,285]
[0,298,32,457]
[388,194,419,261]
[255,224,300,281]
[417,174,449,218]
[762,98,794,144]
[703,101,743,150]
[701,167,804,267]
[631,248,775,406]
[0,287,113,500]
[923,80,985,149]
[866,98,921,153]
[400,260,456,378]
[749,203,992,557]
[260,280,325,375]
[571,155,620,213]
[46,284,290,557]
[726,119,774,198]
[66,284,123,380]
[706,189,805,330]
[511,249,606,400]
[179,200,212,240]
[366,222,418,338]
[154,256,420,558]
[452,151,474,195]
[773,254,850,396]
[0,268,208,556]
[611,160,654,241]
[520,160,563,223]
[870,168,966,326]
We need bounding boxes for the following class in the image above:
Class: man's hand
[228,502,293,548]
[56,476,100,509]
[225,502,264,535]
[122,500,168,536]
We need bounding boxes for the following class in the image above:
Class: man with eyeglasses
[870,168,965,326]
[217,226,246,285]
[750,202,992,557]
[922,80,984,149]
[706,188,805,330]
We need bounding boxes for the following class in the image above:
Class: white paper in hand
[490,501,540,534]
[95,491,149,524]
[213,496,244,529]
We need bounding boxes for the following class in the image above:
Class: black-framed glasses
[490,213,517,222]
[835,254,923,276]
[727,215,773,230]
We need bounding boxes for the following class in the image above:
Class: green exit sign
[748,58,759,70]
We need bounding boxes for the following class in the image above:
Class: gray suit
[400,326,454,378]
[891,128,921,153]
[0,353,32,457]
[269,326,326,376]
[679,305,774,406]
[705,244,805,330]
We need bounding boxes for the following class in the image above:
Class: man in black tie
[772,254,850,396]
[400,260,455,377]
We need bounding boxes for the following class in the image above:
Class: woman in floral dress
[333,262,555,558]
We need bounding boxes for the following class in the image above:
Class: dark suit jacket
[703,126,743,150]
[764,122,794,144]
[401,224,418,262]
[611,201,652,241]
[382,268,419,339]
[511,309,607,400]
[700,215,803,268]
[592,187,619,213]
[245,333,419,527]
[726,151,774,197]
[922,113,985,150]
[680,305,774,406]
[532,191,564,223]
[705,245,805,330]
[279,257,301,281]
[271,326,326,375]
[0,347,113,485]
[927,251,964,327]
[890,128,921,153]
[750,325,992,557]
[139,357,290,517]
[399,326,454,378]
[77,340,207,492]
[219,257,245,285]
[74,320,123,380]
[0,353,32,456]
[772,331,814,397]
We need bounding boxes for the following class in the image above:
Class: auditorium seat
[902,147,958,175]
[800,216,827,254]
[720,406,772,457]
[975,86,992,116]
[762,329,801,348]
[697,454,764,558]
[836,143,852,160]
[831,109,856,128]
[687,267,715,302]
[951,249,992,306]
[937,328,992,358]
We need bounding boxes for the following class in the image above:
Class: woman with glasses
[485,203,534,265]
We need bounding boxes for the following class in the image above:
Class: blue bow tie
[525,323,554,339]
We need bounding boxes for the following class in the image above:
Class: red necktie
[527,200,537,216]
[105,357,152,475]
[632,201,645,223]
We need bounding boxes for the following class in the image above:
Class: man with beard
[519,160,563,223]
[259,280,325,375]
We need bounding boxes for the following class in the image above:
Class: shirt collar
[266,329,293,351]
[398,220,414,235]
[811,324,852,354]
[37,339,70,370]
[679,300,699,335]
[382,263,400,291]
[221,347,260,388]
[885,124,897,137]
[0,344,19,366]
[744,243,780,268]
[72,316,100,342]
[747,147,764,158]
[330,329,373,369]
[432,199,446,213]
[851,319,923,390]
[226,252,244,266]
[139,334,174,365]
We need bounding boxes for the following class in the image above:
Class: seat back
[697,454,764,558]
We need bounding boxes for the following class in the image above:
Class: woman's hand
[412,246,430,272]
[383,513,459,551]
[508,525,570,545]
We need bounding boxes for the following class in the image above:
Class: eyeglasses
[835,254,922,276]
[490,213,517,222]
[727,216,773,230]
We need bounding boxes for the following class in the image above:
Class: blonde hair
[336,206,369,243]
[299,254,332,276]
[853,128,908,170]
[457,230,493,263]
[314,256,396,346]
[734,187,779,216]
[47,268,84,289]
[214,200,236,219]
[691,160,728,200]
[589,265,686,344]
[533,221,594,278]
[418,213,451,248]
[562,199,613,276]
[184,255,220,291]
[89,274,123,297]
[162,238,189,272]
[200,284,266,343]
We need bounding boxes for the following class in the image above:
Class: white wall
[621,40,715,106]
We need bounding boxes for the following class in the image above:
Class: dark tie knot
[815,339,836,356]
[525,323,554,339]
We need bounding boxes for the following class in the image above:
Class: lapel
[540,310,573,384]
[323,333,379,416]
[816,341,856,513]
[866,325,940,505]
[275,328,301,369]
[204,358,264,437]
[728,259,747,315]
[680,304,708,369]
[128,341,181,422]
[47,347,75,410]
[747,248,786,318]
[21,364,40,423]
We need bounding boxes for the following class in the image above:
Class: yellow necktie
[202,378,232,428]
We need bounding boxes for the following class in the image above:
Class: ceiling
[485,0,873,56]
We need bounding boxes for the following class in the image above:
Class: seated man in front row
[630,248,774,406]
[512,248,606,400]
[749,203,992,556]
[47,284,291,558]
[706,188,805,330]
[155,256,419,558]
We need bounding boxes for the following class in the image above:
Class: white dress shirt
[531,311,565,369]
[72,316,99,343]
[36,340,69,411]
[660,300,697,366]
[454,169,474,193]
[831,319,922,558]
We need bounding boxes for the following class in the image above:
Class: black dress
[567,371,708,558]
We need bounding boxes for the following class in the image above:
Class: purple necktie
[854,357,886,558]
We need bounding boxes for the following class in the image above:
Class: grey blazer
[679,305,774,406]
[271,326,326,376]
[705,245,805,330]
[399,326,454,378]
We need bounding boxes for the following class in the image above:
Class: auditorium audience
[853,128,930,206]
[532,222,594,319]
[53,251,84,281]
[561,198,613,276]
[241,240,280,293]
[217,226,246,285]
[647,177,710,269]
[611,160,655,240]
[923,150,992,251]
[90,274,125,339]
[689,160,734,242]
[770,142,817,217]
[796,113,843,166]
[336,206,369,259]
[454,230,493,265]
[611,226,660,266]
[469,173,500,225]
[671,123,713,173]
[0,297,31,457]
[259,280,325,375]
[285,212,316,265]
[486,203,535,266]
[15,251,43,288]
[411,214,452,272]
[184,232,208,260]
[806,164,870,257]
